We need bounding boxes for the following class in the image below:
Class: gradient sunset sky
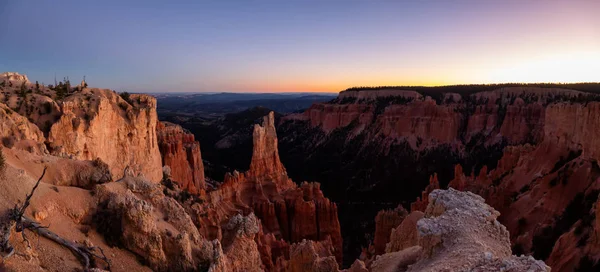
[1,0,598,93]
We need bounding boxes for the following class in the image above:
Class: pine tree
[55,81,66,100]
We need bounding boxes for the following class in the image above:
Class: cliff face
[0,103,46,152]
[247,112,290,185]
[372,206,408,255]
[188,111,343,268]
[545,102,600,161]
[48,88,162,181]
[157,121,205,193]
[288,87,563,149]
[277,86,600,265]
[404,101,600,271]
[361,189,549,272]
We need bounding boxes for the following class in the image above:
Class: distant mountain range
[154,92,337,118]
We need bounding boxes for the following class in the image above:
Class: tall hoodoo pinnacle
[248,111,286,180]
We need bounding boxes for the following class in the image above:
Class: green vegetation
[19,81,27,98]
[120,92,132,105]
[53,77,71,100]
[343,83,600,96]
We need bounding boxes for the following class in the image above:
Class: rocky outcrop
[372,206,408,255]
[0,103,46,152]
[187,111,343,268]
[1,72,29,83]
[410,174,439,212]
[287,87,568,148]
[247,112,289,185]
[94,176,268,272]
[157,121,206,193]
[217,213,264,272]
[48,88,162,181]
[375,189,549,272]
[385,211,423,253]
[94,177,212,271]
[287,238,339,272]
[278,86,600,265]
[545,102,600,161]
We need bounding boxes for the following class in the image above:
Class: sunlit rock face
[47,88,163,181]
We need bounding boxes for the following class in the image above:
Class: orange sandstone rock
[157,121,205,193]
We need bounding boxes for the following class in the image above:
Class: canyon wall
[405,100,600,271]
[287,87,572,149]
[188,111,343,267]
[157,121,206,193]
[278,85,600,266]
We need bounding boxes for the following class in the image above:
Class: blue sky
[1,0,598,92]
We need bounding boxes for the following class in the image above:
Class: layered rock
[157,121,206,193]
[94,177,211,271]
[404,100,600,270]
[545,102,600,161]
[188,111,343,267]
[287,238,339,272]
[278,86,600,265]
[385,211,423,253]
[247,112,289,184]
[337,89,422,100]
[372,206,408,255]
[48,88,162,181]
[410,174,439,212]
[0,102,46,152]
[374,189,549,272]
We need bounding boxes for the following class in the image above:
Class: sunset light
[488,52,600,84]
[1,1,598,92]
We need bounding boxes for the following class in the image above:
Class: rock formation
[372,189,549,272]
[1,72,29,83]
[157,121,206,193]
[189,111,343,266]
[278,85,600,266]
[385,211,423,253]
[48,88,162,181]
[0,103,46,152]
[287,238,339,272]
[410,174,439,212]
[372,206,408,255]
[2,74,595,271]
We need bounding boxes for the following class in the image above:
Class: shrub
[120,92,132,105]
[2,136,15,148]
[43,101,53,113]
[92,200,124,247]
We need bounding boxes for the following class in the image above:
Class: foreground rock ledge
[370,188,550,272]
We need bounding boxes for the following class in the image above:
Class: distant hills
[155,92,337,118]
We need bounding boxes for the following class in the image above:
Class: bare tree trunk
[0,167,111,270]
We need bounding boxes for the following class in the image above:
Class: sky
[0,0,599,93]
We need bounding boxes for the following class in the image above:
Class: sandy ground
[0,147,151,272]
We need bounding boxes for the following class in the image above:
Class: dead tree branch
[0,167,111,270]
